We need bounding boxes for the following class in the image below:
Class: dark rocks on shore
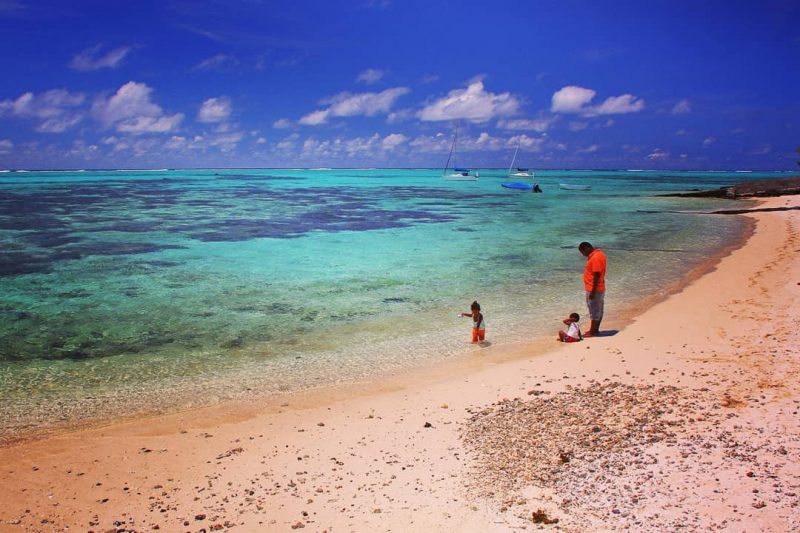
[662,176,800,199]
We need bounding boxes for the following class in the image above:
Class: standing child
[558,312,583,342]
[460,300,486,343]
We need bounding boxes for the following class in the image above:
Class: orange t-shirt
[583,249,607,292]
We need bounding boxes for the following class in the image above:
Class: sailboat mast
[508,143,519,175]
[443,124,458,175]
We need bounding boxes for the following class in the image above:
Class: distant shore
[0,196,798,532]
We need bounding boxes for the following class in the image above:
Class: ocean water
[0,168,780,440]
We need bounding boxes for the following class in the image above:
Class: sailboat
[507,143,534,178]
[442,126,479,181]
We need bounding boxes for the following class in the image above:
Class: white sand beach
[1,196,798,532]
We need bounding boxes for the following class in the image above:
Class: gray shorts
[585,291,605,321]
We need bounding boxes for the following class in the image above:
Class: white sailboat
[442,126,479,181]
[507,143,534,178]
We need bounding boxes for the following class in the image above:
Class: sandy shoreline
[1,196,798,532]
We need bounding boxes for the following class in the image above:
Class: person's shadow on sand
[593,330,619,337]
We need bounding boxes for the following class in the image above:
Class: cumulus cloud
[92,81,183,134]
[0,139,12,153]
[551,86,596,113]
[117,115,184,134]
[551,85,645,117]
[37,115,84,133]
[409,133,453,154]
[496,117,554,132]
[277,133,300,151]
[419,80,520,123]
[70,45,131,71]
[702,136,717,147]
[671,99,691,114]
[381,133,407,150]
[0,89,85,132]
[508,134,546,152]
[197,96,232,123]
[273,118,293,129]
[357,68,384,85]
[647,148,668,161]
[208,131,244,152]
[299,87,410,125]
[588,94,645,116]
[568,121,588,131]
[577,144,600,154]
[409,131,544,154]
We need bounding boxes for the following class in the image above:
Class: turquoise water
[0,168,778,439]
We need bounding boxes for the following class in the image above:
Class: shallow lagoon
[0,168,771,440]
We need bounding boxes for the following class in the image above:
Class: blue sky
[0,0,798,169]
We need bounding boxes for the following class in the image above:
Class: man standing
[578,242,606,337]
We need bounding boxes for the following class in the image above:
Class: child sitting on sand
[558,312,583,342]
[460,300,486,343]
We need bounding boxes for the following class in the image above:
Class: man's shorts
[585,291,605,321]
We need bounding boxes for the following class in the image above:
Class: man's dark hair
[578,242,594,253]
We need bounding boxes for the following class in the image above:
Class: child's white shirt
[566,322,580,339]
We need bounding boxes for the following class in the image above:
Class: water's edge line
[0,206,758,448]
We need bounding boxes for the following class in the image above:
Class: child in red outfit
[460,300,486,343]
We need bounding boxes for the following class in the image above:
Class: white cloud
[299,87,410,125]
[192,54,238,71]
[117,114,184,134]
[419,80,520,123]
[381,133,407,150]
[0,89,85,119]
[551,85,644,116]
[410,131,544,154]
[577,144,600,154]
[496,117,554,132]
[208,131,244,152]
[409,133,453,154]
[587,94,645,116]
[198,96,232,123]
[37,115,83,133]
[647,148,668,161]
[568,121,588,131]
[165,136,188,150]
[92,81,183,134]
[551,86,596,113]
[750,145,771,155]
[70,45,131,71]
[256,136,267,144]
[273,118,293,129]
[508,134,546,152]
[0,139,12,153]
[298,109,330,126]
[0,89,85,132]
[387,108,413,124]
[357,68,384,85]
[702,136,717,147]
[671,99,691,114]
[276,133,300,151]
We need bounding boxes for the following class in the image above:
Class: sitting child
[558,312,583,342]
[460,300,486,343]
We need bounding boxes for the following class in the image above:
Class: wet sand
[1,196,798,532]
